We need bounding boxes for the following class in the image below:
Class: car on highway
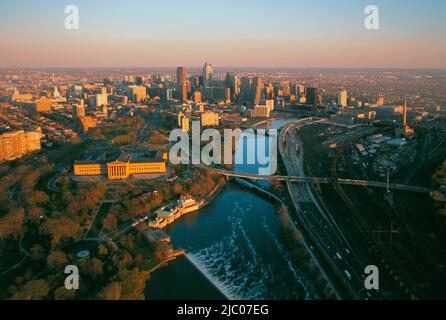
[344,269,352,280]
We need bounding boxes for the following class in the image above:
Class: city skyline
[1,0,445,68]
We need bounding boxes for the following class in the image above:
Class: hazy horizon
[1,0,445,69]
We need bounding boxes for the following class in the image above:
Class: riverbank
[148,183,318,300]
[148,179,226,229]
[144,180,228,298]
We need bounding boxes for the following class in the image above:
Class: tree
[28,207,45,221]
[173,183,183,195]
[87,257,104,279]
[47,251,68,269]
[40,217,83,247]
[30,244,45,260]
[26,191,50,206]
[98,244,108,256]
[148,131,168,145]
[99,282,122,300]
[0,207,25,240]
[102,213,117,231]
[54,287,76,300]
[11,279,50,300]
[116,268,149,300]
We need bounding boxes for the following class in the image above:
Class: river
[146,117,318,300]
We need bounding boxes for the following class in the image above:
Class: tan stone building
[74,152,167,180]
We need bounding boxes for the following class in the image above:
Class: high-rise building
[127,85,147,102]
[376,95,385,106]
[225,88,231,103]
[94,88,108,107]
[34,97,52,112]
[25,130,42,153]
[53,86,62,99]
[176,67,186,84]
[225,72,239,97]
[240,76,251,102]
[265,99,275,112]
[135,76,145,85]
[178,82,188,101]
[191,75,201,88]
[177,113,190,132]
[251,77,263,104]
[297,85,305,97]
[306,87,319,107]
[338,90,348,108]
[0,129,42,162]
[280,81,290,97]
[72,101,85,118]
[403,98,408,127]
[202,62,214,87]
[193,91,202,104]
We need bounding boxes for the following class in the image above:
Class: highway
[279,118,381,300]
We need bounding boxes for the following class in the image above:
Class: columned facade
[107,161,130,180]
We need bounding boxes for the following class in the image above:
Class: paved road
[279,119,381,300]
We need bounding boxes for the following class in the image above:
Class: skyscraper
[403,98,408,127]
[72,101,85,118]
[176,67,186,84]
[240,76,251,102]
[251,77,263,104]
[225,72,239,96]
[178,81,188,101]
[338,90,348,108]
[202,62,213,87]
[306,87,319,107]
[193,91,202,104]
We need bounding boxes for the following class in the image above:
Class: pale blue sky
[0,0,445,67]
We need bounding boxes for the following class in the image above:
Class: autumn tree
[11,279,50,300]
[99,282,122,300]
[40,217,83,247]
[54,286,76,300]
[47,251,68,269]
[0,207,25,240]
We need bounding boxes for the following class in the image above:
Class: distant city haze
[0,0,445,68]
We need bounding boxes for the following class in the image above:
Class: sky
[0,0,445,68]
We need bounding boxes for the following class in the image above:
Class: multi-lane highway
[279,119,381,300]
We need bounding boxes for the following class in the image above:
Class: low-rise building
[73,152,167,180]
[249,105,270,118]
[200,110,219,127]
[78,116,97,133]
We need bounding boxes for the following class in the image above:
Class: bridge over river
[196,164,431,194]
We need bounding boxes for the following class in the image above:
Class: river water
[146,117,318,300]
